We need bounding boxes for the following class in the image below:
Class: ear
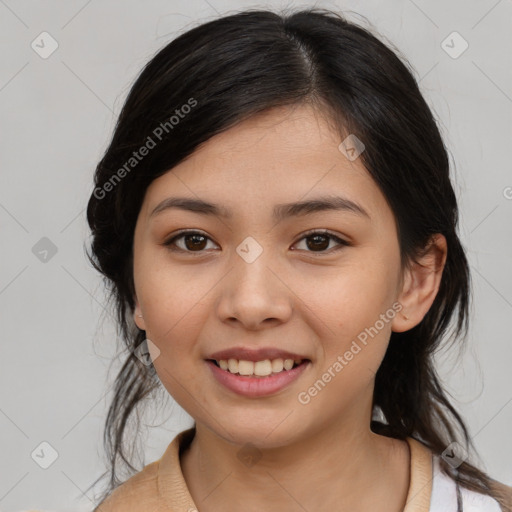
[133,294,146,331]
[392,234,447,333]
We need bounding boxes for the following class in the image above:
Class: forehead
[141,104,392,226]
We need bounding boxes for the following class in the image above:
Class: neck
[180,411,410,511]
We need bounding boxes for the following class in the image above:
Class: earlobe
[391,234,447,333]
[133,298,146,331]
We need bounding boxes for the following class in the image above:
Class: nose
[215,247,293,330]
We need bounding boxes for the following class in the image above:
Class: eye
[163,229,350,254]
[292,229,350,253]
[163,230,218,253]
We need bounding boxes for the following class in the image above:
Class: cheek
[145,293,208,410]
[294,261,392,329]
[135,276,209,398]
[294,261,395,372]
[137,261,210,336]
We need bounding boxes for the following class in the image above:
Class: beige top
[94,428,433,512]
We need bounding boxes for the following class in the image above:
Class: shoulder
[92,427,196,512]
[93,459,160,512]
[430,455,508,512]
[459,485,504,512]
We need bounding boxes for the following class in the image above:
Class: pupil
[307,234,328,251]
[186,234,206,251]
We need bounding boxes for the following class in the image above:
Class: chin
[210,414,304,449]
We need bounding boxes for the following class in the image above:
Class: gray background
[1,0,511,510]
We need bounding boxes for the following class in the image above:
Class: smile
[206,358,310,397]
[212,357,305,376]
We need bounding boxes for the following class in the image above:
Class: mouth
[205,357,311,397]
[206,357,309,378]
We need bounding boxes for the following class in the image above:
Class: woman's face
[132,104,408,447]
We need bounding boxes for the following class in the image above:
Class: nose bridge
[233,235,279,298]
[216,235,292,326]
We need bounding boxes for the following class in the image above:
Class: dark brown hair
[85,7,511,510]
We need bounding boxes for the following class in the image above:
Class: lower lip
[206,360,310,397]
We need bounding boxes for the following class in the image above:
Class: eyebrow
[150,195,370,222]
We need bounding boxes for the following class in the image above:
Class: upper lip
[207,347,310,362]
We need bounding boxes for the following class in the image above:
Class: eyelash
[162,229,350,255]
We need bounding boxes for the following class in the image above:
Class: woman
[86,7,512,511]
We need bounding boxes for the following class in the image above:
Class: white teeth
[271,359,284,373]
[283,359,294,371]
[228,358,238,373]
[216,357,304,376]
[254,360,272,376]
[238,360,254,375]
